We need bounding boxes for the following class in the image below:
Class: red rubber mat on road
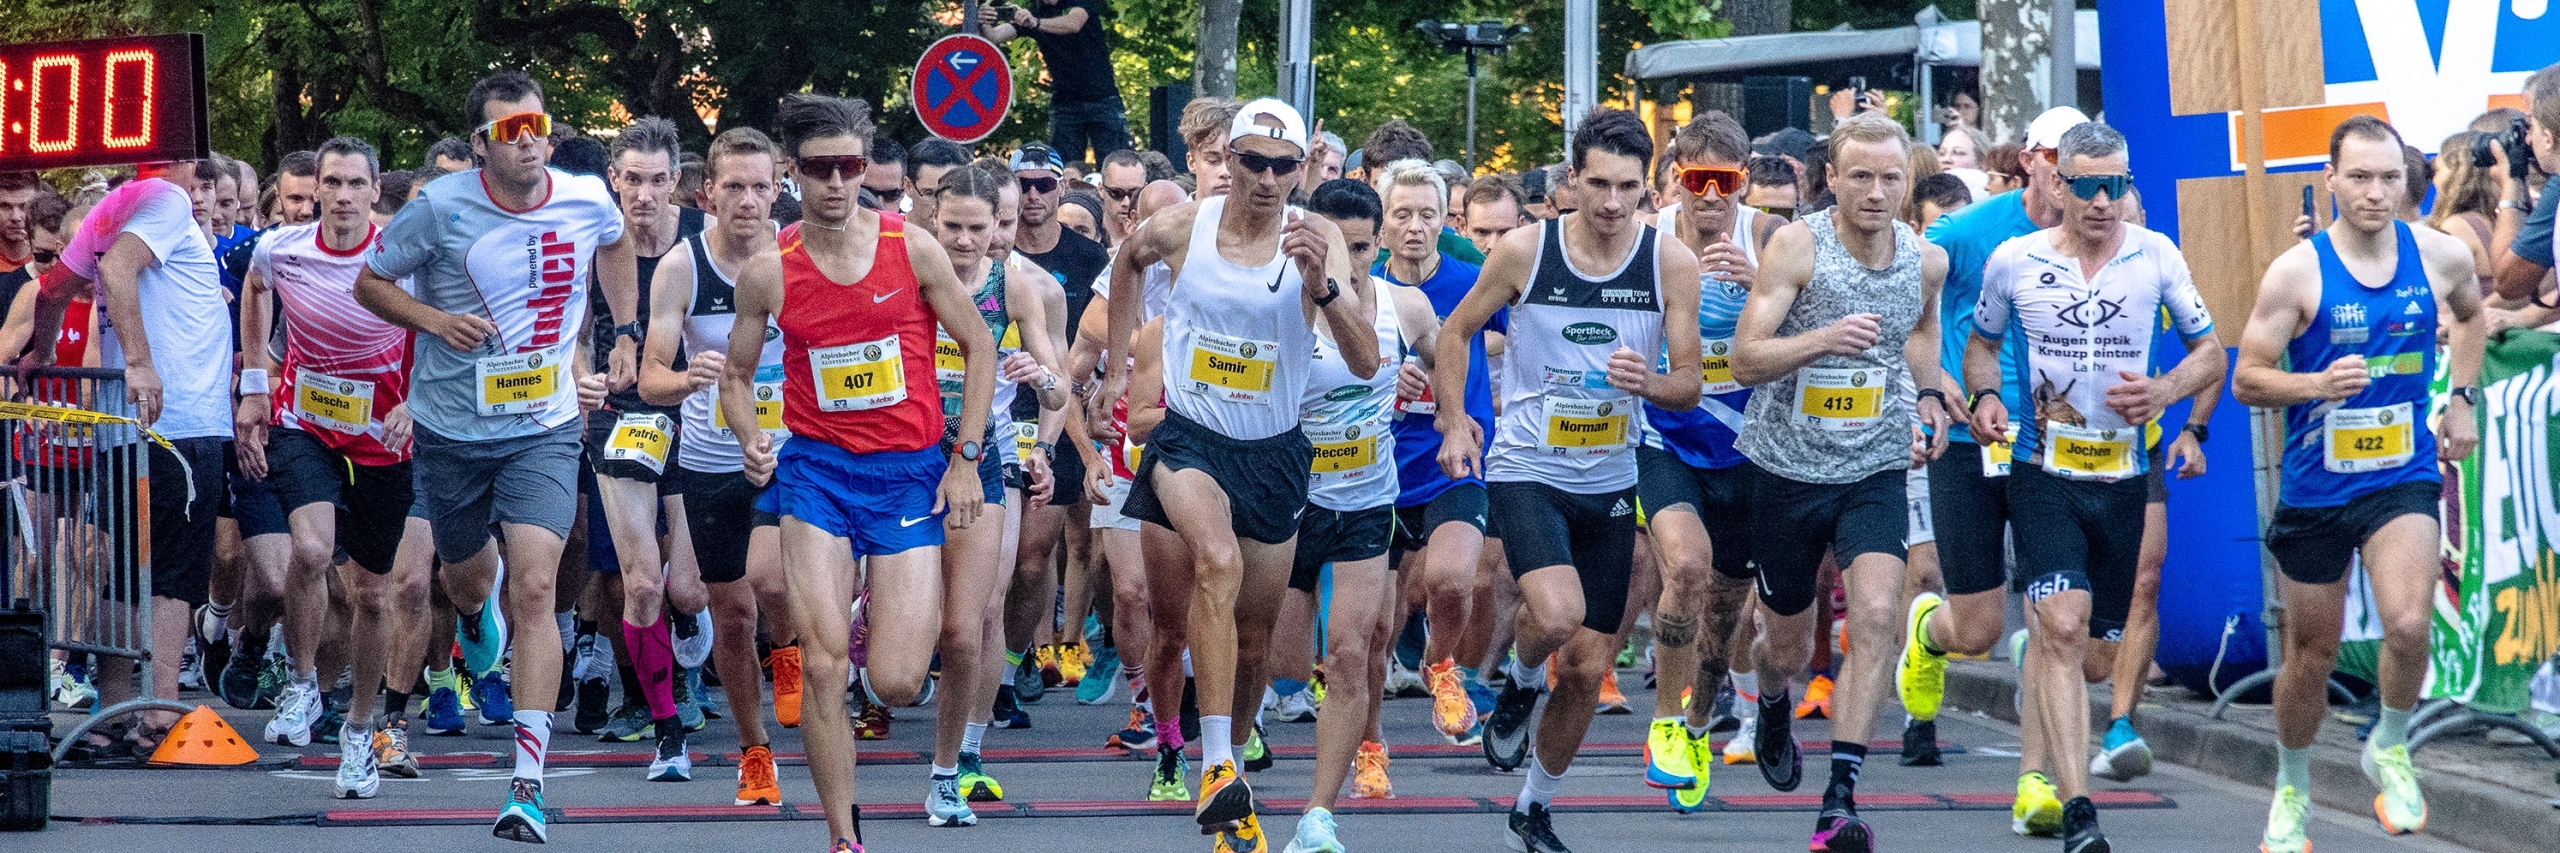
[298,741,1956,770]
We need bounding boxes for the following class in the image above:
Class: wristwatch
[1968,389,1999,409]
[1915,388,1949,411]
[1313,276,1343,308]
[612,322,645,344]
[955,440,983,462]
[1034,440,1056,457]
[2449,386,2482,406]
[2181,423,2210,443]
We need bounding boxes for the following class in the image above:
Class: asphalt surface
[25,670,2482,852]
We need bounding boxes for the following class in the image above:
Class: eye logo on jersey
[2059,296,2126,330]
[1562,322,1617,345]
[765,325,780,342]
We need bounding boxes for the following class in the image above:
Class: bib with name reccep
[1795,366,1886,431]
[476,340,572,417]
[2322,402,2413,473]
[1299,289,1405,511]
[2040,421,2136,480]
[811,336,907,412]
[605,412,675,474]
[294,368,375,436]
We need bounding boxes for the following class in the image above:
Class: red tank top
[779,213,943,454]
[16,298,97,468]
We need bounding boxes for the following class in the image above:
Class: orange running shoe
[1795,675,1834,720]
[854,704,891,740]
[1596,669,1631,715]
[767,645,804,729]
[1351,740,1393,799]
[1196,759,1256,830]
[1425,658,1479,737]
[735,744,782,805]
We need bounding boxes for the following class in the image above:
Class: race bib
[713,379,786,435]
[1542,396,1630,455]
[1124,442,1145,472]
[2040,421,2137,481]
[1700,337,1741,395]
[475,341,570,417]
[1979,422,2015,478]
[1395,355,1435,415]
[1307,422,1380,475]
[1014,420,1040,459]
[293,367,374,435]
[934,330,967,387]
[2324,402,2414,473]
[1796,366,1885,432]
[811,336,907,413]
[605,413,675,475]
[1186,330,1279,404]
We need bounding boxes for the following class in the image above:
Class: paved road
[29,674,2476,852]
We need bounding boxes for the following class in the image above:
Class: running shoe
[1596,670,1631,715]
[1706,681,1740,732]
[1196,759,1256,831]
[992,684,1032,729]
[1755,693,1802,791]
[769,645,804,728]
[1426,659,1478,737]
[1351,741,1392,799]
[492,777,548,844]
[598,703,655,743]
[1282,807,1343,853]
[1077,647,1124,705]
[218,632,266,709]
[957,753,1005,802]
[573,675,611,734]
[1014,653,1047,704]
[458,604,506,677]
[2060,795,2110,853]
[1061,642,1090,686]
[2013,771,2065,837]
[1794,674,1834,720]
[2362,741,2426,834]
[1216,812,1268,853]
[1035,644,1064,688]
[179,642,204,691]
[2089,717,2151,781]
[673,609,713,670]
[673,667,708,732]
[1645,718,1699,789]
[1505,802,1571,853]
[1723,715,1759,764]
[375,718,421,779]
[1384,658,1427,698]
[1897,592,1948,721]
[253,654,290,710]
[425,685,468,736]
[313,688,349,745]
[1810,808,1872,853]
[266,678,323,747]
[927,775,977,827]
[2260,785,2310,853]
[648,725,692,782]
[334,722,379,799]
[48,659,97,710]
[1242,724,1272,773]
[1150,742,1190,801]
[1273,687,1318,723]
[1673,728,1713,813]
[854,704,892,740]
[735,744,782,805]
[1108,708,1158,752]
[1481,681,1539,771]
[473,670,516,726]
[1901,717,1942,767]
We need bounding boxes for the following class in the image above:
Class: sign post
[911,34,1014,145]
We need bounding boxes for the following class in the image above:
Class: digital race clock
[0,34,210,172]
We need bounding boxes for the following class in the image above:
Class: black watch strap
[1312,277,1342,307]
[2449,386,2481,406]
[1968,389,1998,409]
[612,322,645,343]
[2181,423,2210,444]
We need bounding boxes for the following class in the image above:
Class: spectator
[1938,124,1992,171]
[1983,141,2026,195]
[427,136,474,172]
[984,0,1130,169]
[1312,130,1346,181]
[0,188,72,357]
[865,138,910,212]
[1938,89,1981,130]
[2487,79,2554,302]
[1177,96,1242,196]
[1741,155,1798,216]
[1097,148,1147,242]
[0,172,39,275]
[1911,171,1973,232]
[1461,173,1529,257]
[1358,120,1434,181]
[2429,131,2500,298]
[2399,144,2430,223]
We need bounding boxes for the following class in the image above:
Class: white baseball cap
[2023,106,2091,150]
[1227,98,1309,154]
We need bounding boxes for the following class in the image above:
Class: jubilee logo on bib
[1561,322,1616,346]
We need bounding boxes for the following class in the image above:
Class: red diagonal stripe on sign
[928,53,998,118]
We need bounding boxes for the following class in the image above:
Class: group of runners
[11,59,2496,853]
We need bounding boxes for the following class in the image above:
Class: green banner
[2430,329,2560,713]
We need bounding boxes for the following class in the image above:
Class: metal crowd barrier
[0,367,191,763]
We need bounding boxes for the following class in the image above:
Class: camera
[2471,115,2537,182]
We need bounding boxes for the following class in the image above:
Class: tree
[1194,0,1242,98]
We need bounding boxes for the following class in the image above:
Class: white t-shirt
[60,178,233,441]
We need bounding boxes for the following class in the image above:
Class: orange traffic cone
[148,705,262,766]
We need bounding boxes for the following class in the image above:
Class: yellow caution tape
[0,399,194,507]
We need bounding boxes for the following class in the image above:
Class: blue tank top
[2280,221,2439,508]
[1384,256,1504,507]
[1641,276,1751,469]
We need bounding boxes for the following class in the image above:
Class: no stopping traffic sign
[912,34,1013,144]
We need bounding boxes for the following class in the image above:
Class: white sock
[1202,715,1235,767]
[1515,760,1565,812]
[931,762,958,779]
[511,710,552,781]
[961,722,986,756]
[1182,649,1194,678]
[1730,670,1758,699]
[1507,656,1548,691]
[555,612,575,650]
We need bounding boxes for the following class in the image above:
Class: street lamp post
[1418,19,1530,170]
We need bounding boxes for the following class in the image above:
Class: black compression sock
[1825,742,1866,810]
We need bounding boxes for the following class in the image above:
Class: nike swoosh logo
[900,516,929,527]
[874,289,903,304]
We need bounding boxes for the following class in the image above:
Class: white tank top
[1301,285,1404,511]
[677,234,790,474]
[1488,218,1666,492]
[1654,203,1759,267]
[1161,196,1313,440]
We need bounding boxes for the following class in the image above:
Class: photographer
[2493,70,2559,302]
[983,0,1130,170]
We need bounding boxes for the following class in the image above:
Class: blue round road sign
[912,34,1014,144]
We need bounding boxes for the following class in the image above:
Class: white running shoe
[266,678,324,747]
[49,659,96,710]
[673,609,714,670]
[335,722,380,799]
[1384,660,1426,698]
[1274,688,1319,723]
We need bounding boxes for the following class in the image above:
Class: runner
[354,70,643,843]
[1279,177,1442,853]
[2237,115,2482,853]
[234,137,427,798]
[1095,97,1373,853]
[723,92,997,853]
[1963,121,2223,853]
[1009,142,1109,700]
[1432,107,1703,853]
[635,126,800,807]
[1729,113,1951,853]
[1633,111,1781,813]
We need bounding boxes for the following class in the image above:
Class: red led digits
[28,54,79,155]
[102,49,154,149]
[0,35,205,170]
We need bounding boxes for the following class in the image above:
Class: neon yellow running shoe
[2361,742,2425,834]
[2013,771,2064,837]
[1897,592,1948,721]
[1644,717,1699,790]
[2260,784,2310,853]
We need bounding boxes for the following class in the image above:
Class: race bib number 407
[812,336,907,412]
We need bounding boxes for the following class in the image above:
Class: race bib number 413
[1796,366,1885,432]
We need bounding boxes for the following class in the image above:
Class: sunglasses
[867,185,905,205]
[2059,173,2134,201]
[797,155,869,182]
[31,249,57,266]
[1230,150,1304,177]
[2032,147,2060,165]
[1675,166,1745,197]
[476,112,552,145]
[1018,175,1060,194]
[1754,204,1796,219]
[1103,185,1143,203]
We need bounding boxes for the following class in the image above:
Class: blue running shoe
[425,686,468,736]
[458,604,506,677]
[473,670,516,726]
[493,777,548,843]
[1077,647,1124,705]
